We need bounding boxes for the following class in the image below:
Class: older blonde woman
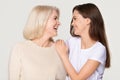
[9,5,66,80]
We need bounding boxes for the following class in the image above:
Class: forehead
[51,10,59,16]
[73,10,80,16]
[72,10,83,18]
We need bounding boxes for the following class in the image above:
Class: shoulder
[66,37,80,45]
[10,41,26,57]
[67,37,80,42]
[10,40,32,56]
[91,42,106,56]
[94,42,106,52]
[12,40,30,51]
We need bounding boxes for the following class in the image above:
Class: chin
[74,32,78,35]
[54,34,57,37]
[52,34,57,37]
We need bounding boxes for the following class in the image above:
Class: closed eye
[54,16,58,20]
[73,17,76,20]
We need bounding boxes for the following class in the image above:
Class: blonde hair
[23,5,59,40]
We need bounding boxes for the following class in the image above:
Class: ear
[86,18,91,25]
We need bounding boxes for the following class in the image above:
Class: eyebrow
[54,15,59,18]
[73,16,77,18]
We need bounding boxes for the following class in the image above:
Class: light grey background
[0,0,120,80]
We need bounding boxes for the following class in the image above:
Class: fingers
[56,39,64,45]
[56,39,63,43]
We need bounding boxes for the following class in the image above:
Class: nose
[57,20,60,26]
[71,20,74,26]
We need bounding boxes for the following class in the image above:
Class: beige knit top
[9,40,66,80]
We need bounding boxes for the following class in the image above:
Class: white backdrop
[0,0,120,80]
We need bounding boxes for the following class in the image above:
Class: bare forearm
[60,53,80,80]
[61,54,100,80]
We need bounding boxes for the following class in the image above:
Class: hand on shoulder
[55,39,68,58]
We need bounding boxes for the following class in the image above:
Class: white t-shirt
[66,37,106,80]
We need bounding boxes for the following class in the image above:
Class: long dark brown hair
[70,3,111,68]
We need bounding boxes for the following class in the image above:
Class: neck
[81,36,96,49]
[32,36,53,47]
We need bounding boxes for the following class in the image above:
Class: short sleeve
[89,44,106,65]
